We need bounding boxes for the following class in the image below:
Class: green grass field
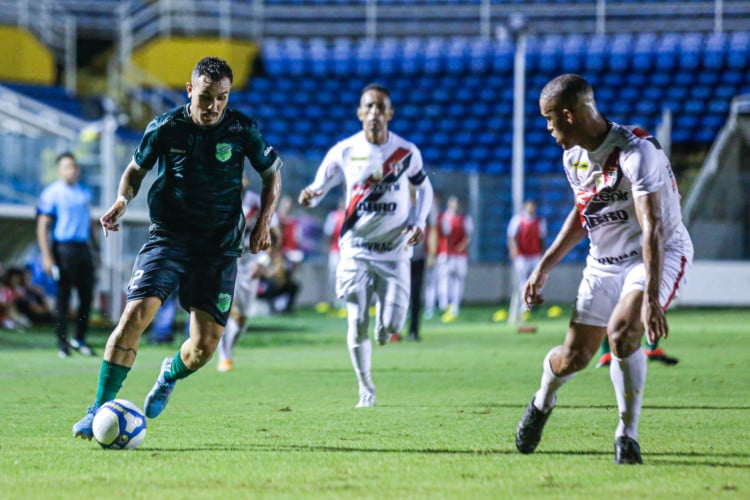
[2,306,749,499]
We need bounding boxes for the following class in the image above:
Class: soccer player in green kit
[72,57,282,439]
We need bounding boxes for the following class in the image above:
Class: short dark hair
[361,83,390,98]
[193,57,233,84]
[55,151,76,165]
[540,74,593,109]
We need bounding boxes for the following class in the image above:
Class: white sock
[610,347,647,441]
[533,348,575,411]
[218,317,240,363]
[348,338,374,394]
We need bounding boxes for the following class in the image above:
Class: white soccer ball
[92,399,147,450]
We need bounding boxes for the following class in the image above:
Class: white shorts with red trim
[572,241,693,327]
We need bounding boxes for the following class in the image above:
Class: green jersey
[134,104,282,256]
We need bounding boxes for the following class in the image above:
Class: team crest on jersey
[217,292,232,313]
[229,121,243,133]
[215,143,232,162]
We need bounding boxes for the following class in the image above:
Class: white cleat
[355,391,376,408]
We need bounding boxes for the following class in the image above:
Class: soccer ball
[92,399,147,450]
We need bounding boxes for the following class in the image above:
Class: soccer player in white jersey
[298,83,434,408]
[216,182,280,372]
[515,74,693,464]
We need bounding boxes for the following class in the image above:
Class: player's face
[58,157,80,185]
[187,75,231,127]
[540,98,575,149]
[357,90,393,142]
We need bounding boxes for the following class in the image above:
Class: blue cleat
[72,405,98,440]
[144,357,176,419]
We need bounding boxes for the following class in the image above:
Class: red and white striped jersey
[305,131,430,261]
[562,122,691,265]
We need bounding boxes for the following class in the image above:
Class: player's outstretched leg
[614,436,643,464]
[144,357,177,418]
[72,405,99,440]
[515,397,554,454]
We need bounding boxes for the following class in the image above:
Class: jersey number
[128,270,144,290]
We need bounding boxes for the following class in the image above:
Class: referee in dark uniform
[36,152,97,358]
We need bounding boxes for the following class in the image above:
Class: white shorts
[233,253,260,316]
[573,244,693,327]
[336,257,410,308]
[439,254,468,280]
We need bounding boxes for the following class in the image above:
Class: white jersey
[563,122,691,266]
[306,131,429,261]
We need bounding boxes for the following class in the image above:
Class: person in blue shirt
[36,152,98,358]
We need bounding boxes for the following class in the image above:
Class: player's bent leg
[144,309,224,418]
[374,301,408,346]
[517,324,605,454]
[73,298,161,440]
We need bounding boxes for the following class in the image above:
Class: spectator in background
[439,195,473,323]
[277,195,301,259]
[6,266,53,325]
[322,200,346,314]
[506,200,547,327]
[256,232,300,314]
[36,152,97,358]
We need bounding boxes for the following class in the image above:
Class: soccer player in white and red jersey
[507,199,547,324]
[216,181,280,372]
[515,74,693,465]
[299,83,433,408]
[438,195,473,322]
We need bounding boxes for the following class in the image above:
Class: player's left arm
[404,147,433,246]
[250,168,282,254]
[628,143,669,343]
[243,120,284,253]
[635,191,667,343]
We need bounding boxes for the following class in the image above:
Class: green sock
[165,350,195,383]
[646,339,658,351]
[600,338,611,355]
[94,361,131,407]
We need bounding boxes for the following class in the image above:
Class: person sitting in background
[6,267,53,326]
[256,232,300,314]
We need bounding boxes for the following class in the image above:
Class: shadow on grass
[484,403,750,411]
[142,443,750,468]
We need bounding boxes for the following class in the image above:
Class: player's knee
[557,345,595,373]
[186,343,213,366]
[608,320,642,357]
[347,321,368,347]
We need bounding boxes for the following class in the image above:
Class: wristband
[117,195,129,206]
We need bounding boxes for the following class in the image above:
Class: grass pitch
[1,306,749,499]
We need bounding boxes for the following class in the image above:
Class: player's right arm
[100,159,148,237]
[524,206,587,307]
[298,146,344,208]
